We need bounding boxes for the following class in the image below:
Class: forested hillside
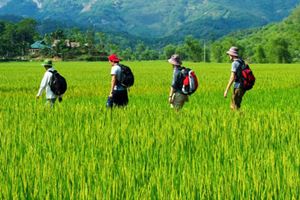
[210,6,300,63]
[0,0,299,40]
[1,2,300,63]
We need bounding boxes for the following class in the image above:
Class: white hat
[168,54,182,65]
[226,46,239,57]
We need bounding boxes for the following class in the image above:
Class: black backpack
[118,64,134,88]
[49,70,67,95]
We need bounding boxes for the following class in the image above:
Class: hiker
[168,54,189,110]
[36,59,63,107]
[107,54,128,107]
[224,46,246,110]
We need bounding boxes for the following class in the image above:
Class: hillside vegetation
[211,5,300,63]
[2,3,300,63]
[0,0,299,40]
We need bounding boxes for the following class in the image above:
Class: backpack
[180,67,198,95]
[118,64,134,88]
[49,70,67,95]
[237,60,256,91]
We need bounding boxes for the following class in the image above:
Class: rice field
[0,61,299,199]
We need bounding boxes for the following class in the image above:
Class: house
[29,40,51,55]
[52,39,80,48]
[65,40,81,48]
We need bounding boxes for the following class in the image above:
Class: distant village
[29,39,108,61]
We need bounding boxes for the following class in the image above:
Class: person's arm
[36,73,49,98]
[224,72,235,98]
[169,87,175,103]
[169,68,178,103]
[109,74,117,98]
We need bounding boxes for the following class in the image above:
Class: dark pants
[47,96,62,108]
[231,88,245,110]
[47,98,56,108]
[107,90,128,108]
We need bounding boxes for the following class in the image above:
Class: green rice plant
[0,61,299,199]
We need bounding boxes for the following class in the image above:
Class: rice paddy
[0,61,299,199]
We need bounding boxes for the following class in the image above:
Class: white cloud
[81,0,97,13]
[32,0,42,9]
[0,0,10,8]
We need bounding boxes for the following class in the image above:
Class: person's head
[226,46,239,61]
[41,59,53,70]
[108,54,120,66]
[168,54,182,67]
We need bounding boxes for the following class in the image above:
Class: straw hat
[226,46,239,57]
[168,54,182,65]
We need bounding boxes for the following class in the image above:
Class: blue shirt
[231,59,243,89]
[171,66,183,93]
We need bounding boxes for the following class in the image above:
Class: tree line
[0,17,299,63]
[0,19,38,58]
[210,6,300,64]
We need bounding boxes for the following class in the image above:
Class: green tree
[0,21,5,34]
[95,32,107,52]
[141,49,159,60]
[1,23,17,57]
[210,43,223,62]
[184,35,202,62]
[163,44,176,59]
[175,45,188,60]
[135,42,146,60]
[217,37,238,62]
[85,30,97,56]
[254,45,267,63]
[0,21,7,57]
[108,43,121,55]
[15,19,38,56]
[50,29,65,40]
[268,38,292,63]
[121,47,133,61]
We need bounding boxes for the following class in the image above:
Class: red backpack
[237,60,256,91]
[181,67,198,95]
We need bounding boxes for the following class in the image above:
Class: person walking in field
[168,54,189,110]
[224,46,246,110]
[106,54,129,108]
[36,59,65,107]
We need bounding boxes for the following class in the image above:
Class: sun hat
[41,59,53,67]
[108,54,120,62]
[226,46,239,57]
[168,54,182,65]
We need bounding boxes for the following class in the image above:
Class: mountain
[210,5,300,63]
[0,0,299,40]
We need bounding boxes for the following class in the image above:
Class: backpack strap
[236,59,246,69]
[47,70,57,86]
[48,69,57,74]
[234,59,245,84]
[115,64,122,85]
[178,66,185,71]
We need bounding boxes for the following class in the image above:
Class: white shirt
[37,68,57,99]
[111,64,125,91]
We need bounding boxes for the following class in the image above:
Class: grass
[0,61,299,199]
